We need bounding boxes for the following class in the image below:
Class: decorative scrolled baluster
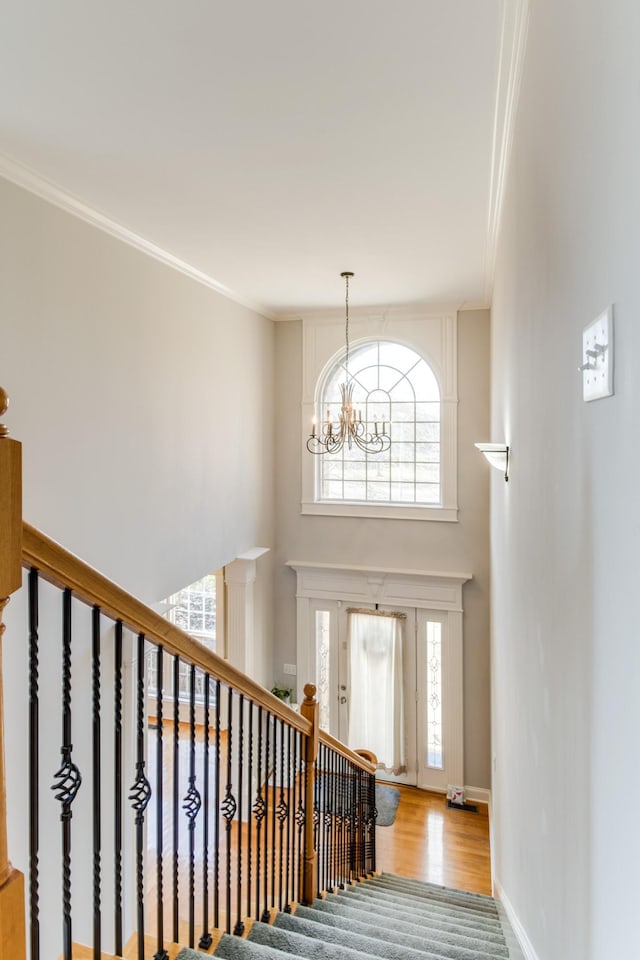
[276,721,289,912]
[183,664,202,947]
[128,633,151,960]
[234,692,245,936]
[91,605,102,958]
[51,588,82,960]
[260,711,271,923]
[153,645,168,960]
[113,621,123,956]
[223,686,236,934]
[294,733,305,903]
[213,680,221,931]
[253,706,266,921]
[198,675,213,951]
[28,568,40,960]
[172,656,180,943]
[245,700,254,924]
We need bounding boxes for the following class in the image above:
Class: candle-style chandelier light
[306,271,391,456]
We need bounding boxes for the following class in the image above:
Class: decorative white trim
[494,879,541,960]
[0,153,274,320]
[300,500,458,522]
[463,786,491,804]
[483,0,531,303]
[225,548,270,676]
[286,562,471,612]
[300,310,459,521]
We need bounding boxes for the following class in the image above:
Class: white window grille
[147,574,217,701]
[317,341,441,506]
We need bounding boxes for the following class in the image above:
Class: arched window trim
[301,310,459,522]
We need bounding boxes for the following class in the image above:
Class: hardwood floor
[375,782,492,896]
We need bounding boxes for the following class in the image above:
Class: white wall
[490,1,640,957]
[1,175,276,953]
[0,176,275,604]
[274,310,491,789]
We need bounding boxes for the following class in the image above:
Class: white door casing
[287,561,471,794]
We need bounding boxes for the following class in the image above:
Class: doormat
[446,799,478,814]
[375,784,401,826]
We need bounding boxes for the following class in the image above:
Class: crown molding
[0,152,275,321]
[483,0,531,304]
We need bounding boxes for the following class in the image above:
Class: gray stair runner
[176,873,520,960]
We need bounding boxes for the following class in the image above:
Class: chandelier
[306,272,391,456]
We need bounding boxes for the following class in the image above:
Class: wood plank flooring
[375,782,492,895]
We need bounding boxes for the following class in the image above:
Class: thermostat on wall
[581,306,614,402]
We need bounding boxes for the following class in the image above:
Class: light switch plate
[283,662,297,676]
[582,306,614,402]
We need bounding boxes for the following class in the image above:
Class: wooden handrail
[318,728,376,775]
[22,522,312,737]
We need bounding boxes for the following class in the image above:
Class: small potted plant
[271,685,293,705]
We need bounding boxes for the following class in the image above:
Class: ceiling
[0,1,524,318]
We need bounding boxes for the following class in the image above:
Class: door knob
[340,696,347,704]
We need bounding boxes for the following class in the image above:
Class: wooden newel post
[0,387,26,960]
[300,683,319,905]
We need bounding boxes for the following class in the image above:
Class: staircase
[177,873,519,960]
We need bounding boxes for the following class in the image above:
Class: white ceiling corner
[0,1,528,316]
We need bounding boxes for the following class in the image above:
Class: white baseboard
[494,879,540,960]
[463,785,491,805]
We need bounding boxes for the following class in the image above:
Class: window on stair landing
[147,573,218,701]
[315,342,442,508]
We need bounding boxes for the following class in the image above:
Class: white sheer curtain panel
[347,611,406,775]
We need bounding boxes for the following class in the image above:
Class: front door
[310,600,459,794]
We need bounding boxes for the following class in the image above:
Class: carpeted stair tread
[178,942,296,960]
[177,872,519,960]
[305,899,508,952]
[349,881,499,920]
[329,889,503,934]
[214,935,306,960]
[247,919,394,960]
[374,875,498,911]
[272,910,508,960]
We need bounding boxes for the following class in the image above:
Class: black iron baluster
[348,764,356,883]
[154,645,168,960]
[114,621,123,956]
[183,664,202,947]
[284,725,293,911]
[261,712,270,923]
[199,675,213,951]
[221,686,237,935]
[28,568,40,960]
[128,633,151,960]
[277,720,288,912]
[253,706,265,921]
[337,752,343,887]
[51,588,82,960]
[294,731,305,905]
[92,606,102,959]
[245,701,254,924]
[270,715,277,916]
[172,656,180,943]
[234,693,245,936]
[314,747,321,898]
[214,679,221,931]
[369,769,377,874]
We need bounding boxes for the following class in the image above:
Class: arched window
[317,341,441,505]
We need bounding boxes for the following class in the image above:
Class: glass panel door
[416,610,452,792]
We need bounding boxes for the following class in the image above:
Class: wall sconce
[475,443,510,482]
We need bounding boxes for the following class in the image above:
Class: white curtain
[346,611,406,775]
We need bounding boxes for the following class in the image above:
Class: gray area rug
[176,872,520,960]
[375,783,401,826]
